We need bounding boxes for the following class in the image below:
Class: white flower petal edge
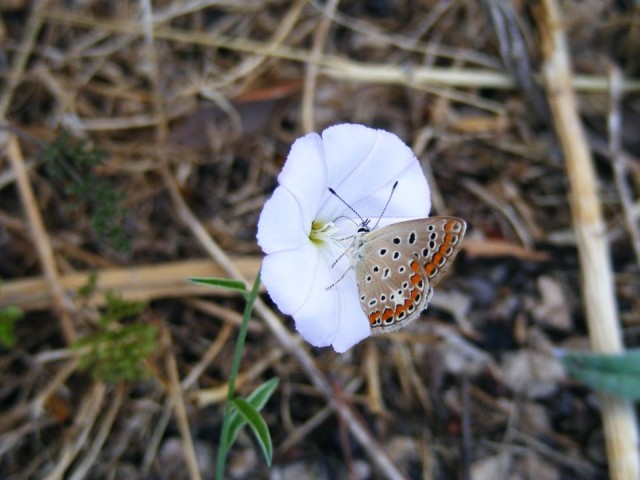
[257,123,431,352]
[256,187,307,254]
[318,124,431,233]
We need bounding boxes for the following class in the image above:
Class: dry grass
[1,0,639,478]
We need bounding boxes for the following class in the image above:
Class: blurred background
[1,1,639,478]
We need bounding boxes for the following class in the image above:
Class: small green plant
[42,131,131,253]
[559,349,640,399]
[77,270,99,298]
[0,306,23,347]
[0,280,23,348]
[73,292,156,383]
[190,274,279,478]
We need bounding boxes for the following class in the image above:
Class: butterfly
[348,216,466,334]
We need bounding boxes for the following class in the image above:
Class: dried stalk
[608,65,640,265]
[4,134,76,343]
[38,9,640,93]
[301,0,340,132]
[0,258,261,311]
[537,1,640,479]
[162,326,202,480]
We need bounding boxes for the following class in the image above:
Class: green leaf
[189,277,247,294]
[230,397,273,466]
[560,349,640,399]
[0,306,23,347]
[226,378,279,448]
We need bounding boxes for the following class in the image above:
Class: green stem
[215,271,261,480]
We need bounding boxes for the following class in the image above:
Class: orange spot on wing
[425,262,437,276]
[369,311,381,326]
[410,273,422,286]
[410,260,421,273]
[439,233,454,254]
[381,308,393,322]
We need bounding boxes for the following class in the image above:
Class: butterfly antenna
[328,187,365,224]
[371,180,398,230]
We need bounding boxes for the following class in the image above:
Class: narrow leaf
[189,277,247,293]
[231,398,273,465]
[226,378,279,449]
[560,349,640,399]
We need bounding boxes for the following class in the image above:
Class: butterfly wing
[352,216,466,334]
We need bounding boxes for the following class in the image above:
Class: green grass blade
[189,277,247,293]
[230,397,273,466]
[560,349,640,399]
[226,378,279,447]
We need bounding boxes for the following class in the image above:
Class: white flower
[257,124,431,352]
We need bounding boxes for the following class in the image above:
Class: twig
[181,323,234,389]
[205,0,307,92]
[39,9,640,93]
[67,383,126,480]
[0,257,261,311]
[4,133,76,343]
[43,382,106,480]
[275,377,364,456]
[537,1,640,479]
[460,375,472,480]
[0,0,47,118]
[462,178,534,248]
[142,399,173,475]
[162,325,202,480]
[302,0,340,132]
[607,65,640,265]
[190,348,285,407]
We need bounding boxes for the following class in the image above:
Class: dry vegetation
[1,0,640,479]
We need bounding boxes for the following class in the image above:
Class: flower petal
[257,186,308,254]
[261,243,318,315]
[278,132,327,229]
[330,275,371,353]
[318,124,430,226]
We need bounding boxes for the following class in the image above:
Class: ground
[0,1,639,479]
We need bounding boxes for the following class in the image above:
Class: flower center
[309,220,340,246]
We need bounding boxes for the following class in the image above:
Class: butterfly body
[350,217,466,335]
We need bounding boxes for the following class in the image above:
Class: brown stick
[537,1,640,478]
[0,257,261,311]
[4,134,76,343]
